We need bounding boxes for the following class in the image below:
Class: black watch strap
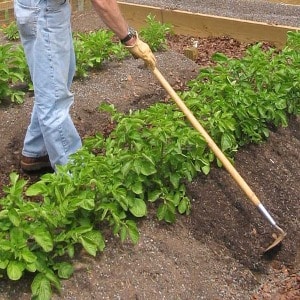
[120,27,136,44]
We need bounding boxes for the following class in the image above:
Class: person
[14,0,156,172]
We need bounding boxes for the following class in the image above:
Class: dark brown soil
[0,9,299,300]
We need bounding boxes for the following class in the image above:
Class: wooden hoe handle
[151,66,287,252]
[151,67,262,207]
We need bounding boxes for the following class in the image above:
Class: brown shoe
[20,155,52,172]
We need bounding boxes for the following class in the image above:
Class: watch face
[128,28,136,37]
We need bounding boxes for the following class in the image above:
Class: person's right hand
[125,35,156,70]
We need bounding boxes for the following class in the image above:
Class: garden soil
[0,9,299,300]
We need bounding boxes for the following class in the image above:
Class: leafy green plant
[139,14,173,51]
[0,14,174,99]
[0,171,106,299]
[0,100,207,297]
[181,30,300,148]
[72,14,173,79]
[0,30,299,299]
[0,44,26,103]
[73,29,127,78]
[0,21,19,41]
[286,30,300,49]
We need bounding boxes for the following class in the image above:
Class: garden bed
[0,9,299,299]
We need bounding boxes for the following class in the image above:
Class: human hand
[125,35,156,70]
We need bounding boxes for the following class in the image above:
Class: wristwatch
[120,27,137,44]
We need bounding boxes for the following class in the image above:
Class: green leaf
[0,209,8,220]
[126,220,139,244]
[148,190,161,202]
[45,269,61,291]
[178,198,187,214]
[31,273,52,300]
[178,197,190,214]
[216,158,223,168]
[275,98,287,110]
[221,133,233,151]
[79,236,97,256]
[86,230,105,251]
[170,172,180,188]
[129,198,147,217]
[140,162,156,176]
[262,127,270,138]
[21,248,37,263]
[10,227,26,248]
[212,52,229,62]
[163,202,176,223]
[8,208,20,227]
[132,181,143,194]
[79,198,95,210]
[26,262,37,273]
[0,240,11,251]
[138,156,157,176]
[80,230,105,256]
[0,260,9,269]
[9,172,20,185]
[33,227,53,252]
[56,262,74,279]
[68,225,93,238]
[201,165,210,175]
[25,181,47,196]
[120,226,127,242]
[67,244,75,258]
[157,203,167,221]
[7,261,25,280]
[121,160,132,176]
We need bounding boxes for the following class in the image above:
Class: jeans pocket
[14,0,39,38]
[46,0,67,12]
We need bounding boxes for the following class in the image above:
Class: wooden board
[267,0,300,4]
[0,0,299,48]
[118,2,299,48]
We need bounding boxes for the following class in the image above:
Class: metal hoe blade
[258,203,287,252]
[264,224,287,253]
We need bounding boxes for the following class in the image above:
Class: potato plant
[139,14,173,51]
[0,31,299,299]
[0,14,171,103]
[0,44,26,104]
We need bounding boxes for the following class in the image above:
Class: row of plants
[182,31,300,150]
[0,21,299,300]
[0,14,173,104]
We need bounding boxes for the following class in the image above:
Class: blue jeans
[14,0,82,169]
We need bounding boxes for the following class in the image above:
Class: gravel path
[123,0,300,28]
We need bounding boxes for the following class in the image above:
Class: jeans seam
[44,10,69,156]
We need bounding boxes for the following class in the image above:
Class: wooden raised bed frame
[0,0,299,48]
[117,2,299,48]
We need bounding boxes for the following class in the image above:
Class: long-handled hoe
[150,66,286,253]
